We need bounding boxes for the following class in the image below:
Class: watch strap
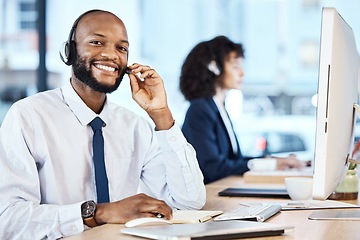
[83,216,98,228]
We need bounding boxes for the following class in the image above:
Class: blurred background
[0,0,359,159]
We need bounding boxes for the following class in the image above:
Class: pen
[198,215,212,223]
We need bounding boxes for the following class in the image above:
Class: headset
[59,9,101,66]
[205,40,221,76]
[207,60,220,76]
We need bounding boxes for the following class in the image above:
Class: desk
[65,176,360,240]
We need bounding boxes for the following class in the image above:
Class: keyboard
[213,204,282,222]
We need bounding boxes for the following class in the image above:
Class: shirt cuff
[155,123,187,152]
[57,202,84,237]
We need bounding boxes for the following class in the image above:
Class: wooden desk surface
[65,176,360,240]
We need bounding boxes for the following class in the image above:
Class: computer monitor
[312,7,360,200]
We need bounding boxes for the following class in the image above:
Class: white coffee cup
[285,177,313,201]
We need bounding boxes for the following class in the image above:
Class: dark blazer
[182,98,250,184]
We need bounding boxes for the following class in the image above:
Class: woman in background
[180,35,305,184]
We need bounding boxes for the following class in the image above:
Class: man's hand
[94,193,173,225]
[127,63,174,130]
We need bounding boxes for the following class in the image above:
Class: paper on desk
[170,210,223,223]
[242,200,360,211]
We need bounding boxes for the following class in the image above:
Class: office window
[19,1,37,30]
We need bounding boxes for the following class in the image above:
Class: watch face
[81,201,96,218]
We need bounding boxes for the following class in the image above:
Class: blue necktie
[89,117,109,203]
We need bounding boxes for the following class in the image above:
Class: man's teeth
[95,64,116,72]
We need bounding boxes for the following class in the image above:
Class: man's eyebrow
[92,33,105,37]
[90,33,129,45]
[119,39,129,45]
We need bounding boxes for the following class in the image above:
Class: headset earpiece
[59,25,77,65]
[207,60,220,76]
[59,41,69,64]
[59,40,77,66]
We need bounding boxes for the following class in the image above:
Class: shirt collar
[212,95,225,112]
[61,79,109,126]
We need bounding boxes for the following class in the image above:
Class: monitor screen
[312,7,360,200]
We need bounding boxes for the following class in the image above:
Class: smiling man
[0,10,205,239]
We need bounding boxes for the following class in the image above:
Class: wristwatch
[81,200,98,227]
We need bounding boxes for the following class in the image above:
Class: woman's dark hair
[180,35,244,101]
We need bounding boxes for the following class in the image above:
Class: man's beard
[72,56,126,93]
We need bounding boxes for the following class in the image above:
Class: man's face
[72,11,129,93]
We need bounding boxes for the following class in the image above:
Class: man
[0,9,205,239]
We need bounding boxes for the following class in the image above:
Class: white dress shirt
[212,96,238,154]
[0,80,206,239]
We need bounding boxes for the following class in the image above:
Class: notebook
[121,220,293,240]
[171,210,223,223]
[218,187,290,198]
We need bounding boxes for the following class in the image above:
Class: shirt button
[170,136,176,141]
